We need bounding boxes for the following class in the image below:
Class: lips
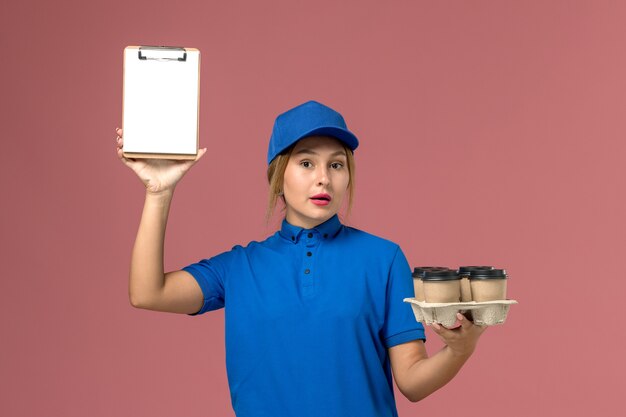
[310,193,331,206]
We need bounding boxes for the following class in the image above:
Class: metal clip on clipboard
[138,46,187,62]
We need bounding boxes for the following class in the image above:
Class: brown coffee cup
[458,266,494,302]
[422,269,461,303]
[469,268,508,301]
[413,267,448,302]
[413,276,425,302]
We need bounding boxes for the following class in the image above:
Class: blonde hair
[266,143,356,223]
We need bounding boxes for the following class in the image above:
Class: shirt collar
[279,214,343,243]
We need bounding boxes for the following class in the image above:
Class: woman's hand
[115,127,207,194]
[429,313,487,358]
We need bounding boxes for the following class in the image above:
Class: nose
[316,166,330,186]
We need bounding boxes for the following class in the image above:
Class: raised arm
[116,128,207,314]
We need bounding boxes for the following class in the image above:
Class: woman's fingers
[456,313,487,335]
[429,322,453,337]
[115,127,124,150]
[114,128,136,167]
[117,144,135,167]
[457,313,473,329]
[429,314,486,339]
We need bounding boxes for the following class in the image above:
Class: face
[282,136,350,229]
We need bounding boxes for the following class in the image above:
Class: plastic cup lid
[458,266,494,275]
[412,266,450,279]
[469,268,508,279]
[421,269,460,281]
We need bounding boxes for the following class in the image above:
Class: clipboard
[122,46,200,160]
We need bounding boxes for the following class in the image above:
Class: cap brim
[294,126,359,152]
[267,126,360,164]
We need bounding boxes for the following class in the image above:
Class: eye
[330,162,344,170]
[300,161,313,168]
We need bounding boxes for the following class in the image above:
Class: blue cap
[267,100,359,164]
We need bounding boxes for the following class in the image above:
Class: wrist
[145,188,175,202]
[445,345,473,361]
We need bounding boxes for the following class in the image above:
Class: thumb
[181,148,207,170]
[457,313,473,329]
[195,148,207,162]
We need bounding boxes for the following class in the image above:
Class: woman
[116,100,486,417]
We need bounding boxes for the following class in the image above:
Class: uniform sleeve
[182,250,232,316]
[381,246,426,348]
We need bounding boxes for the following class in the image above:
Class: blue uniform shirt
[183,214,425,417]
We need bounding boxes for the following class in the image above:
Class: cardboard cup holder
[403,298,518,327]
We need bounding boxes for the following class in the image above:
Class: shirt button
[307,232,313,238]
[304,269,310,274]
[307,251,312,257]
[291,236,295,241]
[323,234,328,238]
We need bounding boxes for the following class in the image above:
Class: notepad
[122,46,200,159]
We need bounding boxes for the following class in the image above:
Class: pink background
[2,1,624,416]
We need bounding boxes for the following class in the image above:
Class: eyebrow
[294,149,347,158]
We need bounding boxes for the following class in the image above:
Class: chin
[287,204,339,227]
[312,210,338,222]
